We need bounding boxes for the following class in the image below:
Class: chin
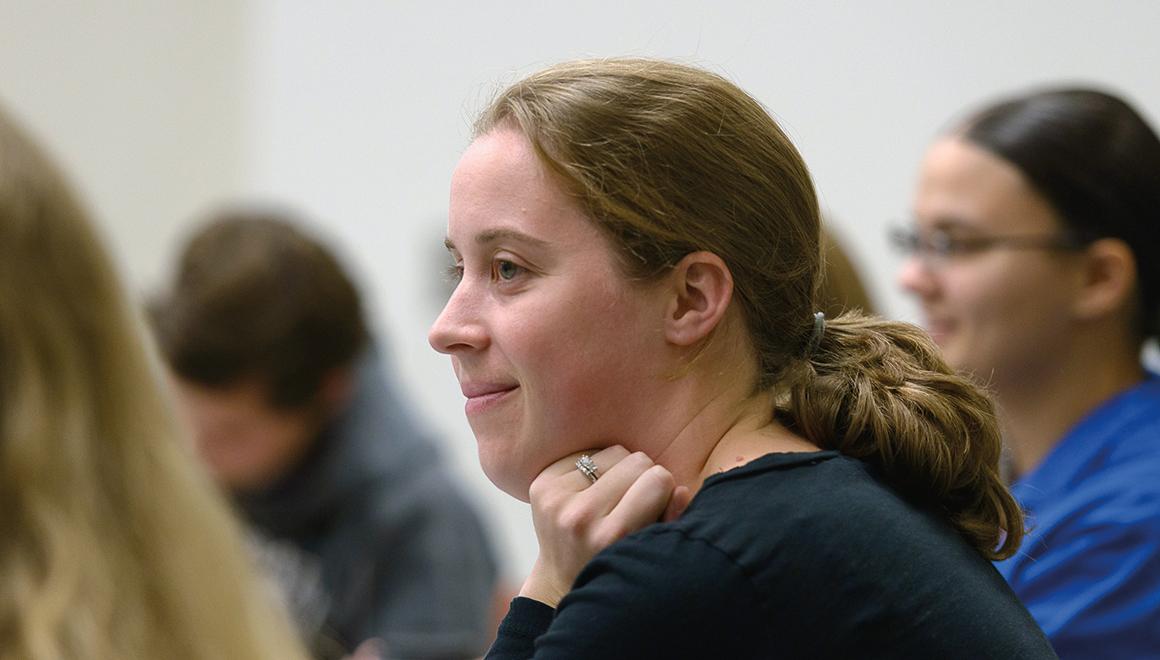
[928,332,961,365]
[937,345,961,368]
[477,445,534,503]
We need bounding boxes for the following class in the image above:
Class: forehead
[452,128,545,196]
[915,137,1055,231]
[177,377,276,417]
[448,129,597,247]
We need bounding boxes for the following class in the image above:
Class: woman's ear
[663,251,734,346]
[1071,238,1137,322]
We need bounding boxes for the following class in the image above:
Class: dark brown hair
[961,88,1160,341]
[476,58,1021,559]
[150,209,368,408]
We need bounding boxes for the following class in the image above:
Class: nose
[897,254,938,300]
[428,283,488,355]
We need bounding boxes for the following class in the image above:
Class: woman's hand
[519,446,691,608]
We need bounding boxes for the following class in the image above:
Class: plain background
[3,0,1159,579]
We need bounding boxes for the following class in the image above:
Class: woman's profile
[0,103,308,659]
[430,59,1057,659]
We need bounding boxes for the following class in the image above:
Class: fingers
[537,445,630,481]
[529,446,630,503]
[600,464,677,545]
[521,446,685,608]
[663,485,692,523]
[532,446,678,524]
[584,450,658,513]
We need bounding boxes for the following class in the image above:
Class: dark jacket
[239,344,498,659]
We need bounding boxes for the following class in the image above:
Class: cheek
[949,261,1073,357]
[520,301,655,432]
[205,419,307,479]
[946,265,1024,323]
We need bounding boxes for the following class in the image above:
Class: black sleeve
[486,597,556,658]
[485,528,770,660]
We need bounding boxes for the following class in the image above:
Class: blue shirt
[996,376,1160,659]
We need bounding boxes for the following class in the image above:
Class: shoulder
[542,526,772,657]
[588,520,762,587]
[560,455,1049,658]
[1009,475,1160,573]
[678,453,948,557]
[618,452,981,599]
[1082,377,1160,468]
[1025,457,1160,539]
[672,453,1019,614]
[1000,480,1160,652]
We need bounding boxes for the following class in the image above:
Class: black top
[487,451,1057,659]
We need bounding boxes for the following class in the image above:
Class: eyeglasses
[890,226,1083,267]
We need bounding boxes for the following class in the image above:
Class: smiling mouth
[924,317,955,343]
[464,386,519,415]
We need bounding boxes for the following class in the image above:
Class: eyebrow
[928,216,984,233]
[444,228,551,252]
[912,211,973,230]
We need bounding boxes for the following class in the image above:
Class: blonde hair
[0,105,309,657]
[476,58,1023,560]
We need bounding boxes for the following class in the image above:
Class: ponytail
[785,312,1023,560]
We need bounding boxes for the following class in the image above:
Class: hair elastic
[806,311,826,356]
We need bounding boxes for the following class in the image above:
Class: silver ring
[575,454,599,484]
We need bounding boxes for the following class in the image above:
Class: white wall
[5,0,1160,580]
[0,1,248,287]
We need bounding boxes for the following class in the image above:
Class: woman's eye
[495,259,522,281]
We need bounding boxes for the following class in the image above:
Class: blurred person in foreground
[0,103,308,658]
[150,210,499,659]
[898,87,1160,657]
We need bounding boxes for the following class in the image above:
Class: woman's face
[429,129,669,501]
[897,136,1083,389]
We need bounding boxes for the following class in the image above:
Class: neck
[644,372,818,496]
[994,334,1144,479]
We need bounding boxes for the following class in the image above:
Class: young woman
[899,88,1160,657]
[430,58,1056,659]
[0,104,308,658]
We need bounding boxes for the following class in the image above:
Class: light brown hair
[0,104,308,658]
[475,58,1022,559]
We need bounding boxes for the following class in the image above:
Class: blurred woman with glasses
[897,88,1160,657]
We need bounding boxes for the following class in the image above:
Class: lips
[460,381,519,415]
[923,315,956,345]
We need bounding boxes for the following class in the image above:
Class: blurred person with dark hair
[151,210,499,659]
[898,88,1160,657]
[0,103,309,658]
